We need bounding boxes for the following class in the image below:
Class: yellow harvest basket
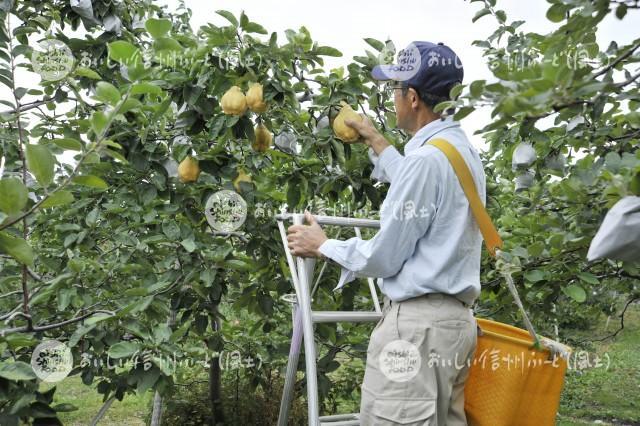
[429,139,573,425]
[464,318,573,426]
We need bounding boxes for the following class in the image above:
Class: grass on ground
[46,301,639,425]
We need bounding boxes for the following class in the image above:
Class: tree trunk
[210,307,225,426]
[150,309,176,426]
[150,391,163,426]
[89,397,114,426]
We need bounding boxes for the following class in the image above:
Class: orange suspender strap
[427,138,503,257]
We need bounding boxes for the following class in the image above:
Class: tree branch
[0,87,133,232]
[593,39,640,79]
[0,309,116,336]
[616,69,640,88]
[582,296,639,343]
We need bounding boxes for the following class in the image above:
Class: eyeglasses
[383,82,407,97]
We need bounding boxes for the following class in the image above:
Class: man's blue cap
[371,41,464,99]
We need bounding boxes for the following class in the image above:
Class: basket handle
[496,249,542,349]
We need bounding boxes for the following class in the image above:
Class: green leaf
[118,98,142,114]
[577,271,600,285]
[108,41,140,65]
[52,137,82,151]
[5,333,38,350]
[244,22,267,34]
[84,312,114,325]
[527,241,545,257]
[563,284,586,303]
[469,80,485,99]
[239,11,249,28]
[145,18,172,38]
[315,46,342,57]
[154,37,182,52]
[131,82,162,96]
[162,220,180,240]
[40,190,74,208]
[630,172,640,196]
[216,10,238,27]
[449,83,465,99]
[223,259,252,271]
[72,175,108,189]
[53,403,78,413]
[472,8,491,23]
[363,38,385,52]
[453,106,474,120]
[153,324,172,343]
[524,269,546,283]
[287,181,300,207]
[108,341,141,359]
[170,320,192,343]
[136,367,160,394]
[69,324,96,347]
[180,238,196,252]
[546,4,568,22]
[616,3,628,19]
[91,110,108,136]
[0,178,28,215]
[604,152,621,172]
[75,67,101,80]
[25,144,55,187]
[433,101,455,113]
[0,361,36,381]
[495,10,507,23]
[95,81,121,106]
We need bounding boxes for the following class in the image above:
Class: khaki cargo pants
[359,293,478,425]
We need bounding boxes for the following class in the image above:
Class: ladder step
[312,311,382,323]
[320,412,359,425]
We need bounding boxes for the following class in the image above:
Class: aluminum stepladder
[275,212,383,426]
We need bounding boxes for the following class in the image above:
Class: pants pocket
[371,397,437,425]
[396,303,428,348]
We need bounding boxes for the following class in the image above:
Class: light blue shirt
[318,116,486,306]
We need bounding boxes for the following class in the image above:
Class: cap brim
[371,64,401,81]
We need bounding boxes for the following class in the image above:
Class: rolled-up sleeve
[319,154,440,282]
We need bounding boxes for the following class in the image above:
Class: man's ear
[409,88,421,110]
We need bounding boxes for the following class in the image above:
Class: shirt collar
[404,115,460,154]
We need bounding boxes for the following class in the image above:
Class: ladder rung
[312,311,382,323]
[320,413,359,425]
[320,413,359,421]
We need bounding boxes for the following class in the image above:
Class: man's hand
[287,211,328,258]
[345,114,391,156]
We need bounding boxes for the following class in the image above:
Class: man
[286,41,484,425]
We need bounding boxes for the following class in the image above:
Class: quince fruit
[252,123,272,153]
[246,82,268,113]
[233,168,252,192]
[332,101,362,143]
[178,156,200,183]
[221,86,247,115]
